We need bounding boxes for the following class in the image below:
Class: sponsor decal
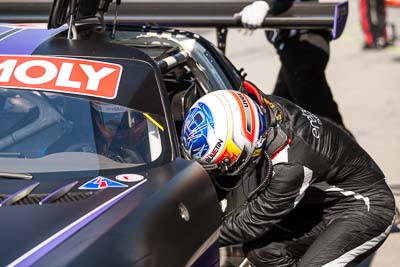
[238,92,249,107]
[229,91,255,141]
[252,148,262,157]
[115,174,145,183]
[79,176,128,190]
[300,108,322,139]
[0,55,122,99]
[205,138,224,163]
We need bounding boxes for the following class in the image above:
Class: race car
[0,1,348,266]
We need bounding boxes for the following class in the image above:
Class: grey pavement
[192,0,400,266]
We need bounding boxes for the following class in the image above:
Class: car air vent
[0,191,94,206]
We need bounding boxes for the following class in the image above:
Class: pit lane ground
[193,0,400,266]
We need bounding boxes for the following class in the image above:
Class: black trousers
[242,180,395,267]
[271,32,344,127]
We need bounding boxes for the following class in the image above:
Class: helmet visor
[92,102,134,139]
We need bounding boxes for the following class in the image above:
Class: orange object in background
[386,0,400,7]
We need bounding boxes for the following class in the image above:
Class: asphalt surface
[193,1,400,266]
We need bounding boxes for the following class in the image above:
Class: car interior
[67,26,207,138]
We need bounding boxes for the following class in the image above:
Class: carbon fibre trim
[0,191,94,206]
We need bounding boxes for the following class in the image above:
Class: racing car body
[0,1,348,266]
[0,23,224,267]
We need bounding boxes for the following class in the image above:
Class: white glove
[238,1,270,29]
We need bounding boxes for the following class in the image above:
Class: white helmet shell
[181,90,267,175]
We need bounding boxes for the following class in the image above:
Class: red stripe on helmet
[228,90,256,143]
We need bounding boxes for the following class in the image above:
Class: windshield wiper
[0,172,33,180]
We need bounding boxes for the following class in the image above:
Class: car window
[0,88,167,172]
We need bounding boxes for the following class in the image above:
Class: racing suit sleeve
[219,163,306,247]
[264,0,293,15]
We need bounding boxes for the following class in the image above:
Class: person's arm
[238,0,293,29]
[219,163,306,247]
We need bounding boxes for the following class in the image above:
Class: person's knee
[244,242,298,266]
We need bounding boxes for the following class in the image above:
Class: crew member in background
[360,0,389,49]
[238,0,346,127]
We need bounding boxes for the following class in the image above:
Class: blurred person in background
[237,0,346,128]
[360,0,389,49]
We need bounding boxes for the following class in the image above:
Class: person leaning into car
[238,0,347,129]
[181,88,395,267]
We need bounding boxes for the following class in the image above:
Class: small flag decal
[79,176,128,190]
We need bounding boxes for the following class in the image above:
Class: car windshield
[0,88,166,173]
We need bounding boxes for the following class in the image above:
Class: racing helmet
[90,101,145,143]
[181,90,268,176]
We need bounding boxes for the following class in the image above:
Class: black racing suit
[264,0,345,127]
[219,94,395,266]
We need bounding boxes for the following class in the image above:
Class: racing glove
[238,1,270,29]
